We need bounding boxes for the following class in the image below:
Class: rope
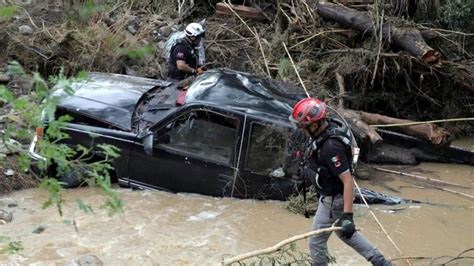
[370,117,474,128]
[282,41,310,98]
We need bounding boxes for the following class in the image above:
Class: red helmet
[289,98,327,128]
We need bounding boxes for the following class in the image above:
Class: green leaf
[6,61,25,76]
[76,199,94,214]
[0,86,14,102]
[0,6,19,20]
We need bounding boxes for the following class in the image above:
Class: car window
[246,122,290,175]
[156,110,238,164]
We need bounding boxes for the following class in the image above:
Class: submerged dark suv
[29,69,306,200]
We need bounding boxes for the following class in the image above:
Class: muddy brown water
[0,139,472,265]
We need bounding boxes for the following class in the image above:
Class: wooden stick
[335,72,345,109]
[223,1,271,77]
[289,29,350,49]
[353,180,411,265]
[434,186,474,200]
[370,5,384,87]
[281,41,310,98]
[253,26,271,77]
[374,167,470,189]
[220,227,342,265]
[370,117,474,128]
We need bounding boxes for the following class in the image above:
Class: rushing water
[0,140,473,265]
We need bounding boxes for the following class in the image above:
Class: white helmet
[185,22,205,38]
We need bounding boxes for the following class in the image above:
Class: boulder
[0,209,13,223]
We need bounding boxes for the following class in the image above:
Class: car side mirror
[143,132,154,156]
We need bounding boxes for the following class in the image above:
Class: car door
[127,107,243,197]
[236,117,301,200]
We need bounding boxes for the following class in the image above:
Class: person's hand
[302,164,316,181]
[196,66,207,74]
[337,212,356,239]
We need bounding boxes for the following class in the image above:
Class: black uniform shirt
[317,138,351,178]
[167,42,198,80]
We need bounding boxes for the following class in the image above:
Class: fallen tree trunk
[338,109,383,144]
[359,111,451,145]
[315,2,441,65]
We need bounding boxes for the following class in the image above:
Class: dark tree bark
[359,111,452,146]
[315,2,440,65]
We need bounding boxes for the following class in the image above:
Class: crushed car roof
[184,69,298,119]
[55,69,302,131]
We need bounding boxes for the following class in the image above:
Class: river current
[0,139,472,265]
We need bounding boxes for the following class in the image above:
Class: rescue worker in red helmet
[167,22,207,81]
[290,98,392,266]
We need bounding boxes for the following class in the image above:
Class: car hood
[53,72,170,130]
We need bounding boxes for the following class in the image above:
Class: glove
[195,66,207,75]
[302,165,316,181]
[337,212,356,239]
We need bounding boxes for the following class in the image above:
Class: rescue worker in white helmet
[167,22,207,81]
[290,98,392,266]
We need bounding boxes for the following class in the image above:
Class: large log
[338,109,383,144]
[315,2,441,65]
[359,111,451,146]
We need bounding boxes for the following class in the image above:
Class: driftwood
[315,2,441,65]
[359,111,451,145]
[338,109,383,144]
[220,227,342,265]
[216,2,268,21]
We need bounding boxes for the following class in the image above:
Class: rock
[19,25,33,35]
[127,25,137,35]
[77,254,103,266]
[33,225,46,234]
[157,41,166,50]
[102,15,115,27]
[0,73,10,83]
[4,169,15,176]
[0,198,17,208]
[159,25,173,38]
[127,15,138,35]
[0,209,12,223]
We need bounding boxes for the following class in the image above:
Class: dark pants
[309,195,392,266]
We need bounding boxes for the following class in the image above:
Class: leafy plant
[0,5,19,21]
[0,62,123,216]
[0,236,23,255]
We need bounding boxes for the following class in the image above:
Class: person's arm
[173,45,196,74]
[339,170,354,213]
[176,60,196,74]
